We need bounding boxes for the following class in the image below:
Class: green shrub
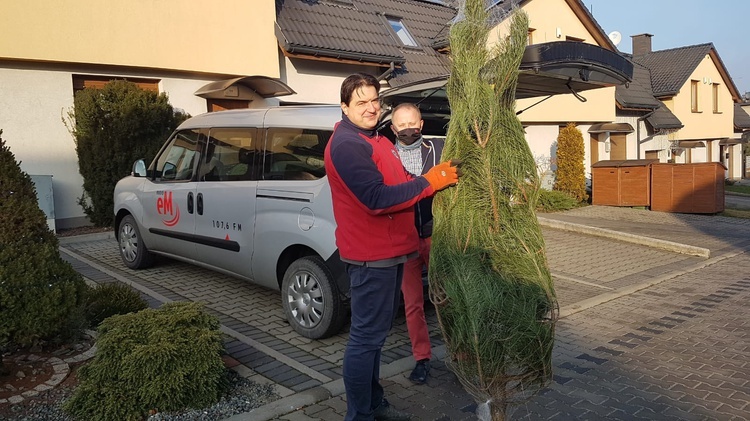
[84,282,149,327]
[64,302,227,421]
[536,189,581,212]
[554,123,588,202]
[0,131,88,348]
[68,80,189,227]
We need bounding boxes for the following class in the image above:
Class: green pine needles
[429,2,558,419]
[64,302,227,421]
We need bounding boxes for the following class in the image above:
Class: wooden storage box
[591,159,657,206]
[650,162,726,214]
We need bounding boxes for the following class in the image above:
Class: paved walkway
[58,206,750,420]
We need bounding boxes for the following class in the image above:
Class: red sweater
[324,116,434,262]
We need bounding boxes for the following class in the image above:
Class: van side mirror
[132,159,147,177]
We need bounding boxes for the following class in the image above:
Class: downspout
[636,109,656,159]
[378,62,395,81]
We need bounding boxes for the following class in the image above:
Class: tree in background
[67,80,188,227]
[0,131,88,373]
[429,2,557,420]
[554,123,588,202]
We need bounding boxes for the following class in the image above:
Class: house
[610,34,747,179]
[0,0,742,229]
[0,0,284,229]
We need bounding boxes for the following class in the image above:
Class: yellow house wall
[487,0,616,123]
[0,0,279,77]
[669,55,734,140]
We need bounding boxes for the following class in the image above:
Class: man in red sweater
[325,73,460,421]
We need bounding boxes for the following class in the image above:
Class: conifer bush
[68,80,188,227]
[84,282,149,327]
[536,189,581,212]
[0,131,88,349]
[554,123,588,202]
[64,301,227,421]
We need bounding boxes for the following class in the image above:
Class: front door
[590,135,600,166]
[610,134,627,160]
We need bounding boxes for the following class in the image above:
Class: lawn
[725,184,750,195]
[720,208,750,219]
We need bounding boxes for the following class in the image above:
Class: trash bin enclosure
[591,159,657,206]
[650,162,726,214]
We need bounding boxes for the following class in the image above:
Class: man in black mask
[390,103,445,385]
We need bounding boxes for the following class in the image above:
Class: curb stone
[537,216,710,258]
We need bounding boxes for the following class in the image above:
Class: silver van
[114,45,635,339]
[114,105,348,339]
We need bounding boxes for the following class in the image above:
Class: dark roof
[615,62,661,109]
[630,44,713,97]
[645,101,683,130]
[735,104,750,130]
[276,0,456,86]
[614,60,682,130]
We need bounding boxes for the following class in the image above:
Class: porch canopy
[381,41,634,116]
[678,141,706,148]
[588,123,634,134]
[195,76,296,100]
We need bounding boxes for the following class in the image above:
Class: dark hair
[340,72,380,105]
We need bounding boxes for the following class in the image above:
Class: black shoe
[408,359,430,385]
[373,398,412,421]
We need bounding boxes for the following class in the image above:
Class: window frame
[691,79,700,113]
[712,82,720,113]
[385,16,419,48]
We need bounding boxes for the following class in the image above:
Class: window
[712,83,720,113]
[262,128,333,180]
[691,80,700,112]
[527,28,535,45]
[155,130,201,182]
[201,128,258,181]
[565,36,584,43]
[387,17,418,47]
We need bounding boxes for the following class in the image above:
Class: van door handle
[197,192,204,215]
[187,192,194,214]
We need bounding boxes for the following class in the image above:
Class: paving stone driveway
[58,206,750,420]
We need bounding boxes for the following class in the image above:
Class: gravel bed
[1,371,279,421]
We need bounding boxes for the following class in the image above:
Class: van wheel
[282,256,346,339]
[118,215,154,269]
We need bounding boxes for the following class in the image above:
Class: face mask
[396,128,422,145]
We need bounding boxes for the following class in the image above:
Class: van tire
[282,256,346,339]
[118,214,154,269]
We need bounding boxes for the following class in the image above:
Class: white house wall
[280,56,378,105]
[0,67,86,228]
[0,65,268,229]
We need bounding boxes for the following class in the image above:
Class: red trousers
[401,236,432,361]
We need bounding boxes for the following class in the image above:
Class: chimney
[631,33,653,56]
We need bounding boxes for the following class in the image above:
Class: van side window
[262,128,333,180]
[200,128,258,181]
[154,129,201,182]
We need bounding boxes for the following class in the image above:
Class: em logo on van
[157,191,180,227]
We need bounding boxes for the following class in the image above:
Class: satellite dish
[608,31,622,46]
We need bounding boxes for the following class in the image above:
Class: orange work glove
[423,160,462,192]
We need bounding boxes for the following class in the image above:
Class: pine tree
[429,3,558,419]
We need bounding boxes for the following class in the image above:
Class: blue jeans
[343,264,403,421]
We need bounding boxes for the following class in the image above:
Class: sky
[584,0,750,98]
